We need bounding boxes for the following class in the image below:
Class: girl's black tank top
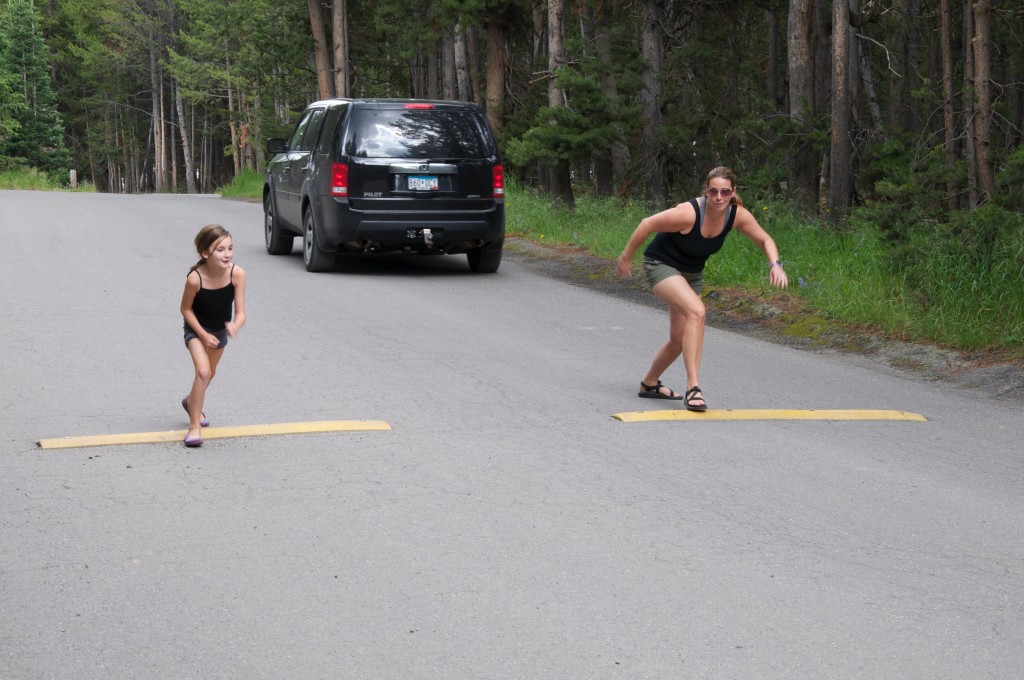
[191,266,235,329]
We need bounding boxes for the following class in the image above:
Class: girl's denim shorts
[183,323,228,349]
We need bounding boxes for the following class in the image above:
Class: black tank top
[644,198,736,273]
[190,266,235,329]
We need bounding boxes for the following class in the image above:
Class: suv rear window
[346,109,491,159]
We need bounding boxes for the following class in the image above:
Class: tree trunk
[227,53,240,178]
[485,20,505,131]
[972,0,995,203]
[252,93,265,171]
[150,45,167,192]
[331,0,349,97]
[813,0,830,119]
[940,0,959,209]
[240,91,255,171]
[467,25,483,107]
[828,0,852,224]
[428,37,439,99]
[307,0,333,99]
[766,9,780,110]
[889,0,909,128]
[442,27,456,100]
[593,0,628,196]
[200,114,210,192]
[410,48,424,99]
[787,0,819,206]
[963,0,978,207]
[640,0,665,207]
[547,0,573,208]
[454,21,470,101]
[174,81,197,194]
[1015,42,1024,149]
[170,102,178,191]
[813,0,830,209]
[159,76,170,190]
[857,37,883,131]
[533,4,546,65]
[848,0,860,128]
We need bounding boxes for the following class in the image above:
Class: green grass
[0,167,94,191]
[219,169,263,198]
[505,179,650,257]
[506,179,1024,355]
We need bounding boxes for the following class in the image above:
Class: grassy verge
[506,179,1024,357]
[0,167,94,191]
[219,169,264,199]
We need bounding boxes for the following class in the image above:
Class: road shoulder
[505,237,1024,404]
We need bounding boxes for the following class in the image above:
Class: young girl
[180,225,247,447]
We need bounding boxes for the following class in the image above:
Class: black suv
[263,98,505,273]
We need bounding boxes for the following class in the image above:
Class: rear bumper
[315,198,505,253]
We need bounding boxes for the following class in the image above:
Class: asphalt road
[1,190,1022,679]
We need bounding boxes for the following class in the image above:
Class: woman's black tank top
[644,198,736,273]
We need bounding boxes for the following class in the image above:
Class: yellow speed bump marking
[612,409,926,423]
[37,420,391,450]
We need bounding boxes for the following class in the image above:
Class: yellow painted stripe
[612,409,926,423]
[37,420,392,450]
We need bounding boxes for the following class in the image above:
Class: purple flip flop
[182,397,210,427]
[184,434,204,447]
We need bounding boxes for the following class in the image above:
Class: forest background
[1,0,1023,355]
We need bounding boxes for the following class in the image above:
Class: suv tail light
[331,163,348,197]
[492,165,505,198]
[403,103,435,109]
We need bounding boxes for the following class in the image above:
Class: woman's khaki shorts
[642,257,703,294]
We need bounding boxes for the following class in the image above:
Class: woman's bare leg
[647,275,706,406]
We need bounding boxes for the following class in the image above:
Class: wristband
[770,260,783,268]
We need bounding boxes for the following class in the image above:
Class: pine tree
[0,0,71,178]
[0,16,24,168]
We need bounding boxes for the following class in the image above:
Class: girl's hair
[190,224,232,272]
[704,165,743,207]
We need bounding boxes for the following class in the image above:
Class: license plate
[408,175,438,190]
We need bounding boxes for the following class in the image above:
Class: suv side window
[287,110,314,150]
[297,108,327,152]
[317,105,346,155]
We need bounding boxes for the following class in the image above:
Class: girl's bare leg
[185,341,224,438]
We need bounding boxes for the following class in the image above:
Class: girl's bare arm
[226,266,247,337]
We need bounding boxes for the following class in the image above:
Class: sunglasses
[707,187,734,198]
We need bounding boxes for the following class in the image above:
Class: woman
[616,166,788,411]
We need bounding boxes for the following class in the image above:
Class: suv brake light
[403,103,434,109]
[331,163,348,197]
[492,165,505,197]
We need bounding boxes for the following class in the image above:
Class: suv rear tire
[467,243,502,273]
[264,194,294,255]
[303,209,335,272]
